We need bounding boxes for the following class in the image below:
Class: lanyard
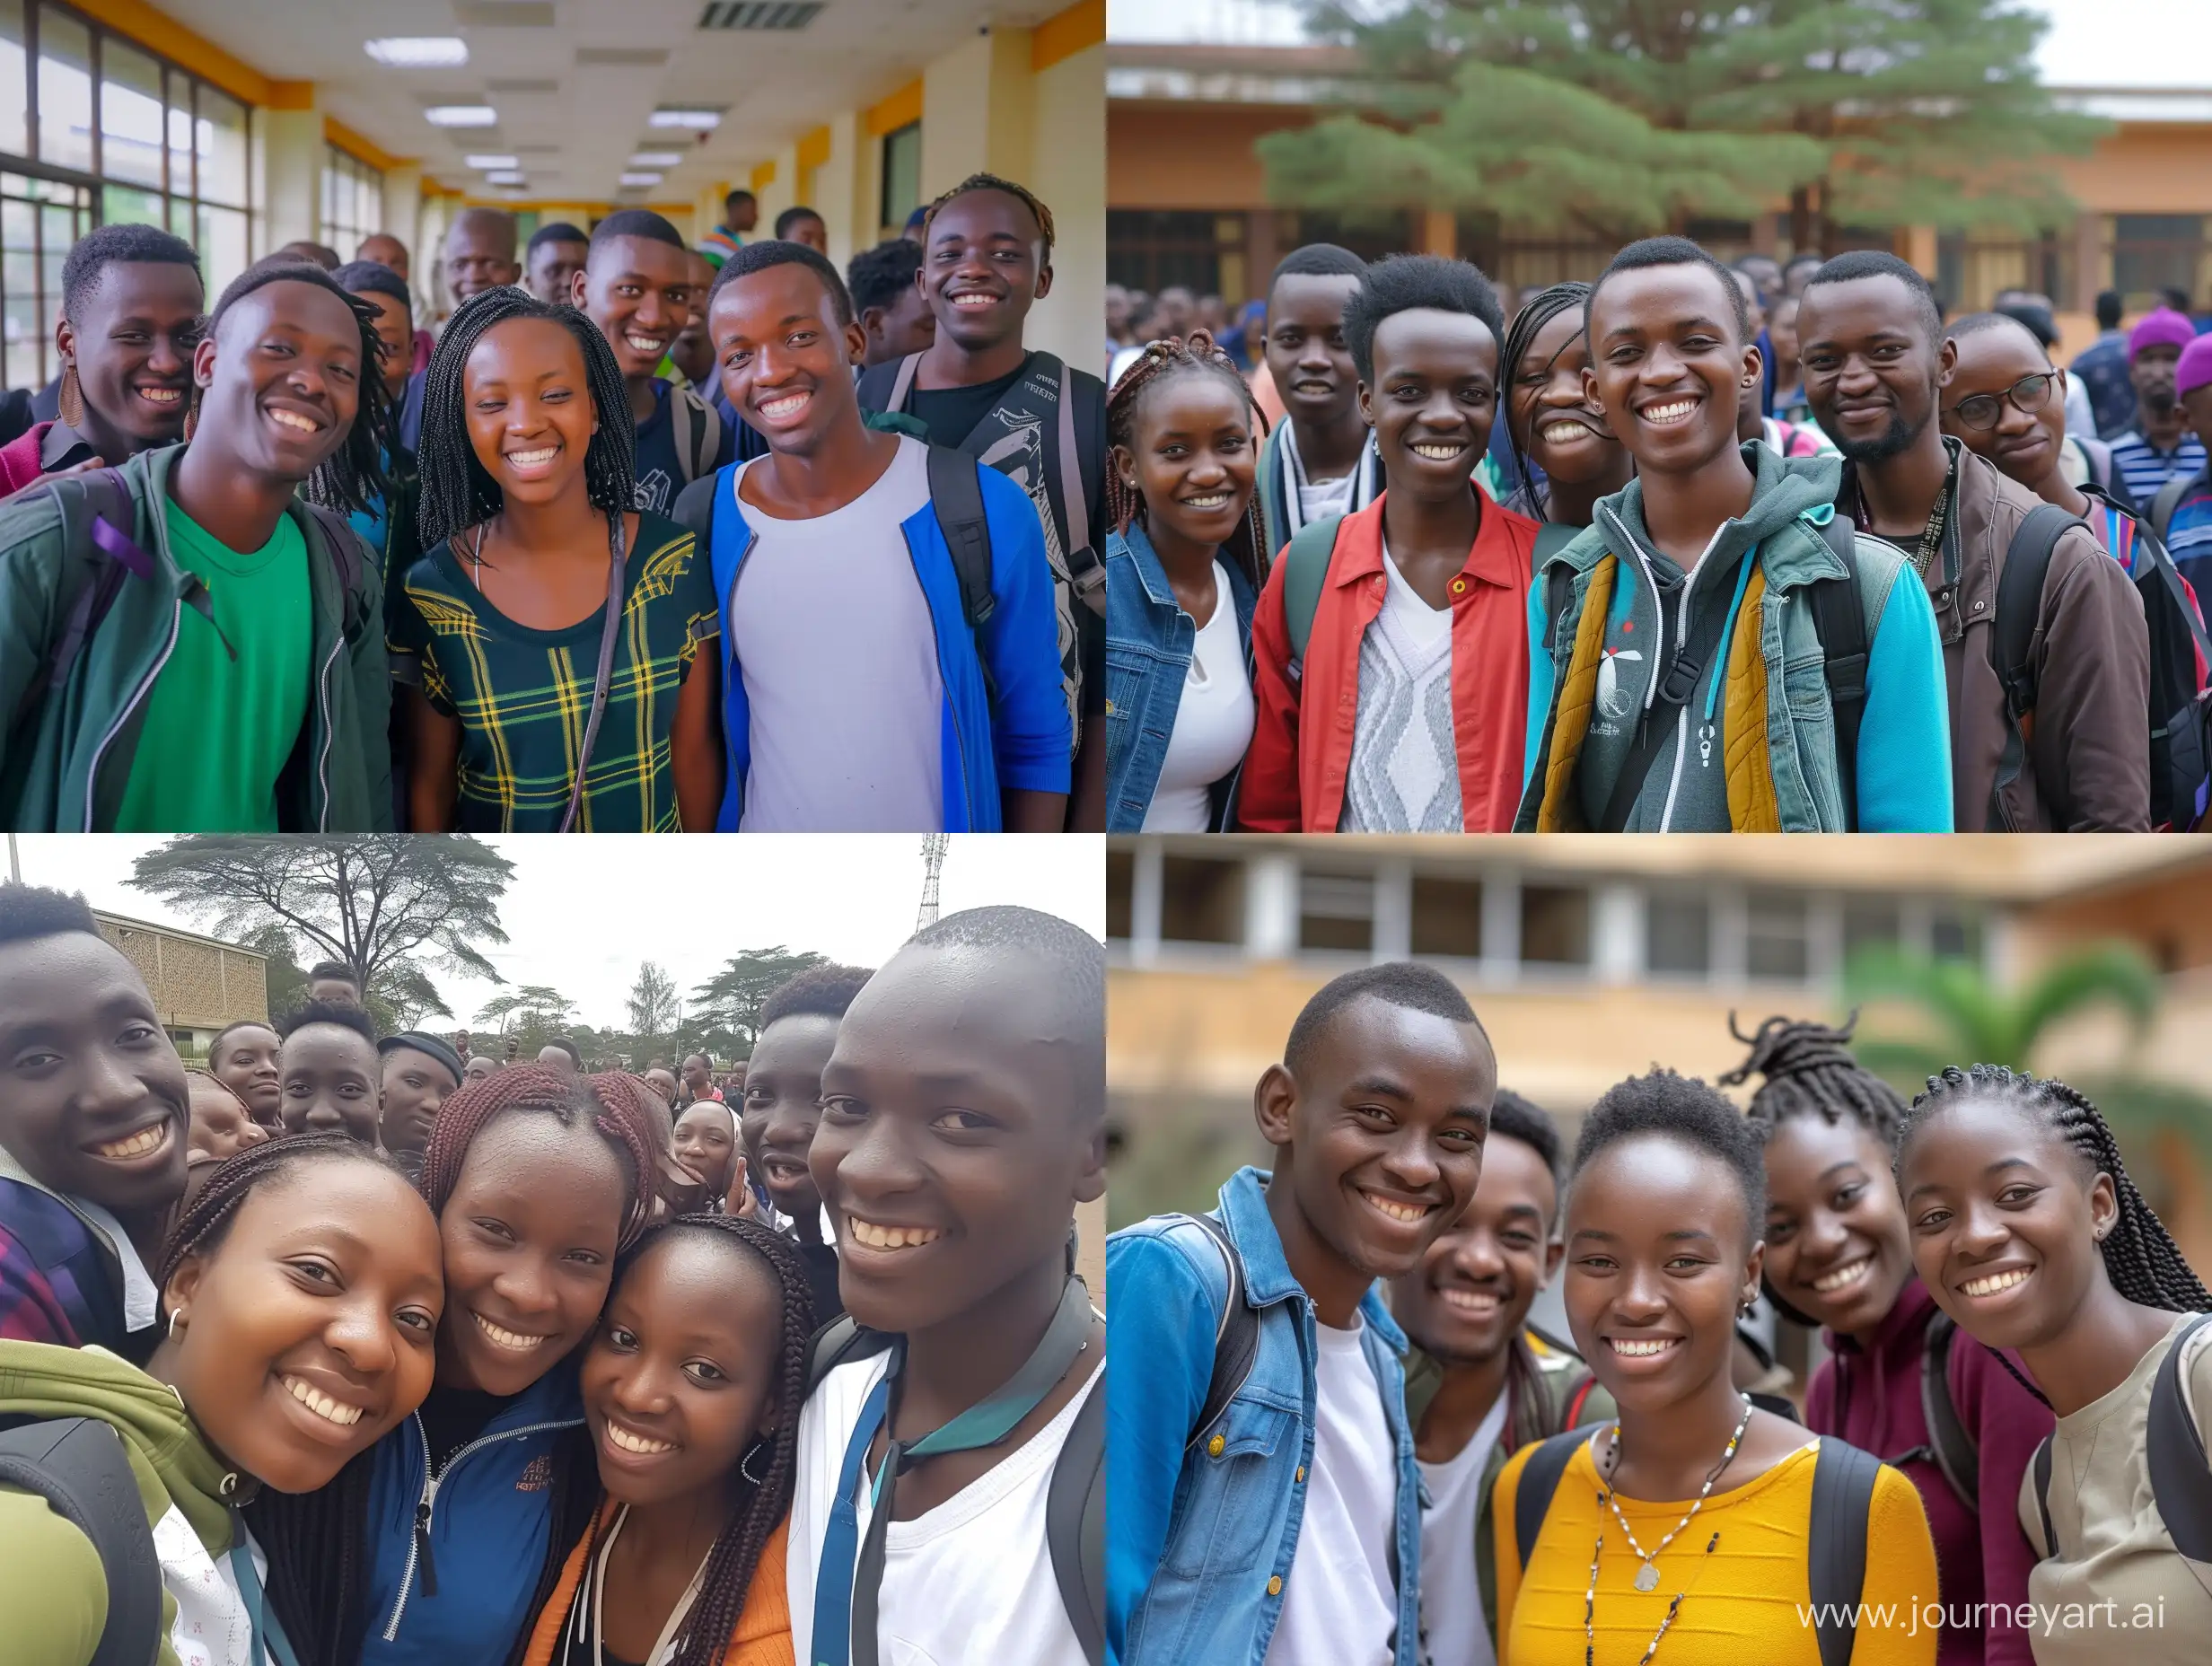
[228,1537,298,1666]
[808,1276,1093,1666]
[577,1504,712,1666]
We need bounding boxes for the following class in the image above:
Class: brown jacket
[1841,443,2149,830]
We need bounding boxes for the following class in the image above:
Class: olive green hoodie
[0,1339,243,1666]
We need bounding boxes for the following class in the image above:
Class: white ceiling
[157,0,1061,203]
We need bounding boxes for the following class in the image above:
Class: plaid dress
[390,512,720,831]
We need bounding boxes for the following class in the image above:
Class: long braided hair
[1105,329,1266,594]
[413,285,636,553]
[1897,1065,2211,1407]
[1497,281,1594,522]
[419,1065,659,1250]
[579,1214,816,1666]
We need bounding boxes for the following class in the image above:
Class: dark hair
[61,222,201,321]
[414,285,636,549]
[774,206,825,240]
[207,1017,279,1058]
[707,239,854,328]
[1947,309,2050,356]
[1802,250,1944,344]
[2161,286,2194,315]
[1994,301,2059,351]
[1283,961,1484,1083]
[2095,288,2124,332]
[847,239,924,317]
[1571,1068,1768,1238]
[1104,329,1265,594]
[544,1035,584,1068]
[1784,252,1825,277]
[276,1000,377,1048]
[276,241,344,271]
[921,171,1055,253]
[1268,242,1368,296]
[307,960,356,986]
[1487,1088,1560,1179]
[1587,236,1750,346]
[589,208,688,256]
[1342,254,1505,386]
[0,881,99,946]
[724,189,756,212]
[1499,281,1595,518]
[759,963,875,1031]
[203,262,392,517]
[332,259,410,312]
[527,221,589,258]
[418,1064,657,1250]
[1724,1013,1907,1151]
[156,1131,405,1300]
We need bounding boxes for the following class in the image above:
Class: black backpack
[804,1302,1104,1665]
[0,1416,162,1666]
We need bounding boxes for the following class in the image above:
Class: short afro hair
[1587,236,1749,346]
[0,882,101,949]
[61,222,201,321]
[759,963,876,1031]
[1947,310,2051,357]
[307,961,356,987]
[724,189,757,213]
[543,1036,584,1067]
[1268,242,1369,296]
[708,239,854,328]
[590,209,687,254]
[1570,1068,1767,1242]
[1283,961,1485,1083]
[1801,250,1943,345]
[1341,254,1505,386]
[332,259,411,311]
[847,240,923,318]
[774,206,826,240]
[276,1000,378,1048]
[1487,1088,1561,1180]
[527,221,589,258]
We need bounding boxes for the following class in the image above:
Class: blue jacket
[1106,1166,1424,1666]
[701,452,1071,830]
[357,1364,585,1666]
[1104,521,1255,831]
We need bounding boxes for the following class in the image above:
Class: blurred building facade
[93,910,268,1056]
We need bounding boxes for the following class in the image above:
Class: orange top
[522,1504,793,1666]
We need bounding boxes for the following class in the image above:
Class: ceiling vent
[575,48,672,66]
[699,3,823,31]
[454,3,555,26]
[486,77,561,93]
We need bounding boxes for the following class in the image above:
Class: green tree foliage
[690,946,831,1053]
[1263,0,2106,249]
[474,985,578,1057]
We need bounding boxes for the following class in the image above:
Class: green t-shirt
[110,498,312,831]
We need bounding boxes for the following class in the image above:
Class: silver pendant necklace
[1600,1392,1752,1592]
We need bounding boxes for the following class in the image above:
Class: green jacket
[0,443,393,831]
[0,1339,245,1666]
[1403,1329,1617,1656]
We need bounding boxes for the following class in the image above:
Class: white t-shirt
[1263,1316,1397,1666]
[788,1352,1099,1666]
[1141,558,1255,832]
[1298,471,1357,527]
[1415,1391,1510,1666]
[726,436,944,831]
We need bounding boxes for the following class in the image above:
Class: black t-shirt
[907,364,1029,452]
[796,1238,843,1327]
[417,1382,506,1470]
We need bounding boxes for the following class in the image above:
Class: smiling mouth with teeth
[1812,1256,1874,1294]
[473,1312,550,1352]
[1610,1337,1680,1358]
[138,387,183,404]
[951,294,998,309]
[1960,1267,2033,1298]
[280,1374,365,1427]
[847,1217,945,1250]
[268,408,320,434]
[758,392,808,420]
[624,334,667,354]
[1180,494,1231,509]
[1638,399,1698,425]
[91,1123,169,1161]
[1360,1190,1432,1225]
[1440,1288,1501,1314]
[604,1421,676,1456]
[505,446,559,468]
[1409,441,1467,460]
[1540,420,1595,443]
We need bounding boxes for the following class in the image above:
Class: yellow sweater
[1492,1436,1938,1666]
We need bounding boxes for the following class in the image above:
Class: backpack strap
[1178,1212,1259,1449]
[1808,516,1868,833]
[0,1416,163,1666]
[2031,1434,2058,1559]
[298,502,371,640]
[1046,1373,1106,1664]
[1512,1425,1601,1572]
[926,445,996,636]
[1564,1373,1599,1428]
[805,1313,895,1393]
[2146,1311,2212,1562]
[1917,1309,1980,1514]
[1806,1438,1882,1666]
[10,468,152,742]
[1988,504,2082,828]
[2152,470,2196,541]
[1279,513,1343,684]
[1049,355,1104,619]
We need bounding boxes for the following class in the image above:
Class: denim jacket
[1106,1165,1424,1666]
[1104,521,1256,832]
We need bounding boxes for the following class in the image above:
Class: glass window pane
[101,182,164,230]
[100,39,165,188]
[1932,910,1982,966]
[1300,872,1373,956]
[1748,890,1810,982]
[1646,895,1711,978]
[37,8,93,173]
[1842,899,1900,968]
[195,202,248,300]
[879,122,919,239]
[0,0,25,159]
[197,88,248,207]
[1410,875,1483,959]
[1522,887,1590,968]
[1160,856,1242,946]
[167,84,193,200]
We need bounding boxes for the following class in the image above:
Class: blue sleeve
[1105,1228,1216,1666]
[979,472,1074,794]
[1853,560,1954,831]
[1523,573,1555,792]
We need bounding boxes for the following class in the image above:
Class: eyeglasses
[1947,372,2057,432]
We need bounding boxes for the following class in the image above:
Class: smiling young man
[376,1030,463,1179]
[1516,238,1952,832]
[1801,251,2150,831]
[441,207,520,311]
[1248,254,1542,834]
[1110,962,1497,1666]
[0,882,189,1361]
[0,262,394,831]
[674,241,1070,832]
[788,907,1106,1666]
[1254,243,1378,558]
[276,1000,382,1145]
[1390,1091,1613,1666]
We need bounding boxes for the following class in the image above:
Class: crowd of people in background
[0,879,1106,1666]
[1108,962,2212,1666]
[0,168,1107,834]
[1104,239,2212,835]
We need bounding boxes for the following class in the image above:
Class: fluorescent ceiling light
[366,37,470,67]
[648,108,723,129]
[628,151,684,168]
[425,105,499,127]
[619,171,663,188]
[464,153,519,169]
[486,171,526,185]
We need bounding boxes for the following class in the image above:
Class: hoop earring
[167,1307,184,1342]
[739,1437,771,1485]
[57,360,83,429]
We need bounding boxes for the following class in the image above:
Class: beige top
[2016,1310,2212,1663]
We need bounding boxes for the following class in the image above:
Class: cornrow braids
[1722,1012,1907,1151]
[921,171,1056,253]
[1499,282,1592,521]
[417,1065,657,1251]
[413,285,636,553]
[1105,329,1267,595]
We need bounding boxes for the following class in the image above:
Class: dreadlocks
[1105,329,1267,595]
[1723,1013,1907,1150]
[921,171,1056,253]
[202,260,391,517]
[1499,282,1592,520]
[418,1064,658,1250]
[413,285,636,552]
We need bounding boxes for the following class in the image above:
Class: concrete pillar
[1902,225,1939,283]
[1028,39,1103,373]
[1420,209,1457,260]
[1372,858,1413,963]
[1128,842,1164,969]
[920,27,1035,197]
[758,143,801,235]
[1592,883,1642,986]
[2074,212,2107,311]
[813,113,865,268]
[382,164,422,263]
[695,181,727,247]
[1245,852,1299,963]
[1480,870,1521,986]
[261,106,324,252]
[1246,210,1281,309]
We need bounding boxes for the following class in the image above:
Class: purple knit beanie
[2129,307,2197,360]
[2176,333,2212,399]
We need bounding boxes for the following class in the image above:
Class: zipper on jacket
[314,635,342,830]
[83,598,181,830]
[378,1410,584,1643]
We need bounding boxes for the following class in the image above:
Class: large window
[0,0,256,389]
[1107,209,1232,300]
[879,120,919,241]
[321,145,381,256]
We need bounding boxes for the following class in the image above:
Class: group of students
[1107,961,2212,1666]
[0,879,1109,1666]
[1103,234,2212,834]
[0,167,1108,834]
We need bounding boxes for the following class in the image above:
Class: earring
[182,392,198,443]
[739,1437,771,1485]
[167,1308,184,1341]
[57,359,83,429]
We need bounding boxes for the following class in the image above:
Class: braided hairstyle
[1105,329,1267,595]
[156,1130,407,1304]
[413,285,636,553]
[1498,282,1592,520]
[920,171,1056,253]
[586,1214,816,1666]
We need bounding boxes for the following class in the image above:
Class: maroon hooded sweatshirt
[1804,1276,2051,1666]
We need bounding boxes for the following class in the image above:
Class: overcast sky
[1108,0,2210,89]
[6,836,1102,1036]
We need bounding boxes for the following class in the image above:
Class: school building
[1,0,1104,390]
[92,908,268,1056]
[1108,31,2212,357]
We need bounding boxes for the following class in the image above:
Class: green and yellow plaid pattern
[390,513,719,831]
